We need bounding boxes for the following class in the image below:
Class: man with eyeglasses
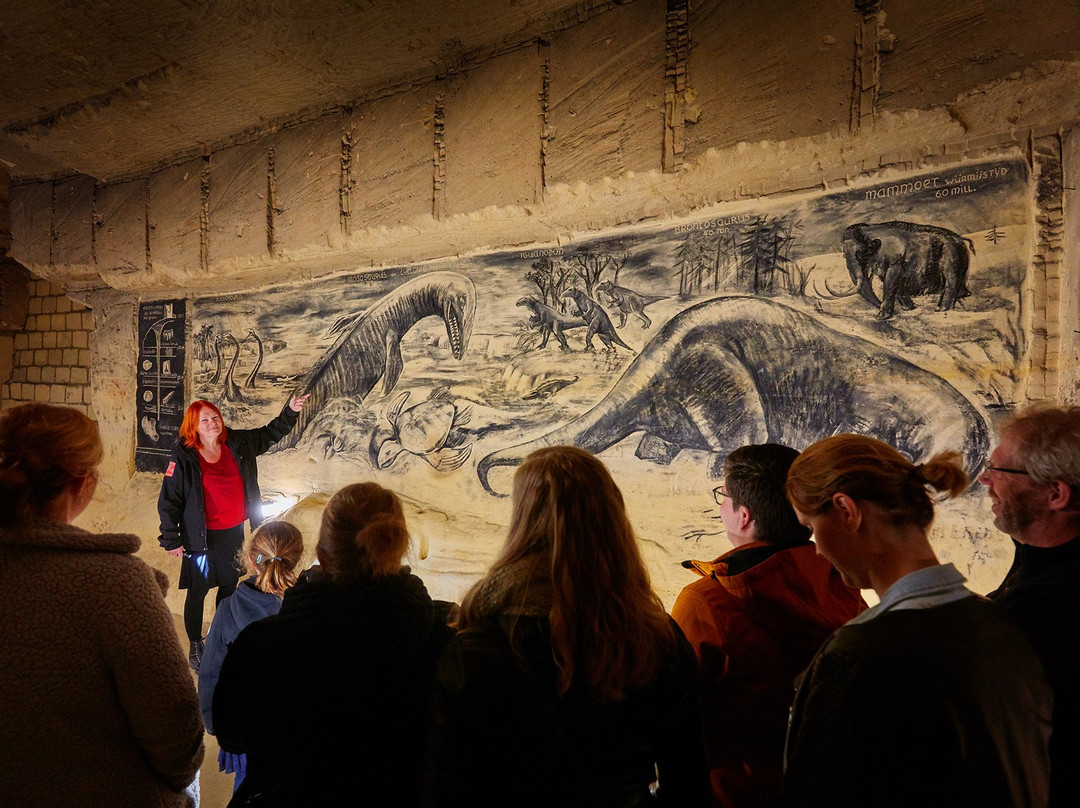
[672,444,865,808]
[981,404,1080,808]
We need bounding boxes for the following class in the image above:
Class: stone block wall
[1,274,94,415]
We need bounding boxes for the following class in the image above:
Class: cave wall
[3,0,1080,612]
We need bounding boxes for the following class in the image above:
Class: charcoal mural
[189,156,1030,599]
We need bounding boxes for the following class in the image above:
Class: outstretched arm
[239,395,309,455]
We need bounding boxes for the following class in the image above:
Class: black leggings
[183,576,237,643]
[181,523,245,643]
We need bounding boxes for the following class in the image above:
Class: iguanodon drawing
[516,295,586,350]
[280,271,476,449]
[477,296,989,495]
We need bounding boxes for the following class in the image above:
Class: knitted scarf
[469,554,553,620]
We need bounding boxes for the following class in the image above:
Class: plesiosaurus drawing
[279,271,476,449]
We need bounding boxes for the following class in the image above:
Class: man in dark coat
[981,404,1080,808]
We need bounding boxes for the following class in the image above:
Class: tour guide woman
[158,393,309,671]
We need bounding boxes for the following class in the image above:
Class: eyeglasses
[984,464,1029,476]
[712,485,727,505]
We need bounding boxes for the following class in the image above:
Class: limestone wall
[2,0,1080,615]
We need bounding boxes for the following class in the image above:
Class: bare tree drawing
[568,247,618,297]
[608,251,630,285]
[525,258,575,307]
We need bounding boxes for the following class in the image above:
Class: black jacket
[428,615,710,807]
[157,404,298,553]
[213,567,454,808]
[780,596,1052,808]
[990,536,1080,808]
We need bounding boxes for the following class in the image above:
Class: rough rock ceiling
[0,0,592,183]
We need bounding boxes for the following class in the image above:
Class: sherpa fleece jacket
[0,519,205,807]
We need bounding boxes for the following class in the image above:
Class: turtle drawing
[370,386,474,471]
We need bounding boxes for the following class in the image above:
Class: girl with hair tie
[0,403,204,807]
[157,393,308,672]
[212,482,453,807]
[779,434,1052,808]
[428,445,710,807]
[198,519,305,795]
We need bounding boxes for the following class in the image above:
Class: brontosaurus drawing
[280,271,476,449]
[477,296,989,495]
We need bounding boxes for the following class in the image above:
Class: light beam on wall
[260,495,298,521]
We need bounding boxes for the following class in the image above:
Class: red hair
[178,400,227,448]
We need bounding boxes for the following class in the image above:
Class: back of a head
[503,445,638,571]
[316,482,409,582]
[786,434,968,530]
[0,403,103,526]
[1000,404,1080,493]
[725,443,808,545]
[496,445,675,702]
[243,520,305,596]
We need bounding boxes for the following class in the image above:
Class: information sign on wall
[135,299,186,472]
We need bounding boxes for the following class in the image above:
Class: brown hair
[0,403,104,525]
[786,434,968,529]
[316,482,409,582]
[724,443,809,545]
[239,520,305,597]
[178,400,227,448]
[458,446,677,703]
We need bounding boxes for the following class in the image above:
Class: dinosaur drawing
[220,333,243,402]
[477,296,989,495]
[244,328,263,388]
[280,271,476,449]
[595,280,665,328]
[561,288,634,352]
[516,295,586,350]
[208,335,223,384]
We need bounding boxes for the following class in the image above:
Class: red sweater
[198,446,245,529]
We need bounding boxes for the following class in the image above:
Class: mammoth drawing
[841,221,974,318]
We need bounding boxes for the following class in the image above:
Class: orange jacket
[672,541,865,808]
